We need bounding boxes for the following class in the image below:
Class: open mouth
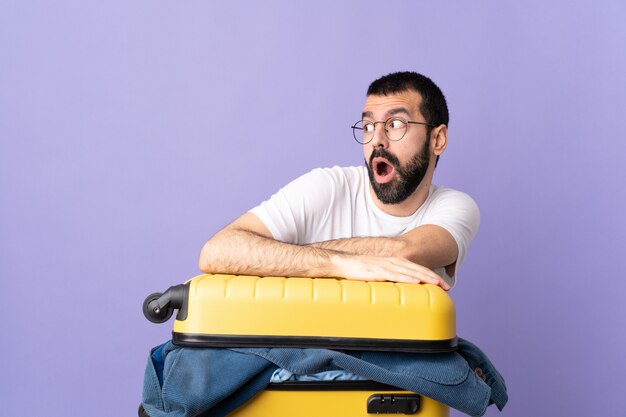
[372,157,395,184]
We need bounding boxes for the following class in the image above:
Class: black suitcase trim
[172,332,458,353]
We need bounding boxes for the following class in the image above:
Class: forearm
[198,220,450,289]
[199,228,341,277]
[308,237,406,258]
[308,226,456,272]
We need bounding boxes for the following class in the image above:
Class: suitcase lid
[167,274,456,352]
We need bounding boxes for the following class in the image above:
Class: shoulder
[295,166,366,191]
[427,185,480,213]
[419,185,480,233]
[273,166,362,209]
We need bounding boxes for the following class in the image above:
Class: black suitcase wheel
[143,292,174,323]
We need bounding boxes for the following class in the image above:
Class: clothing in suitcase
[140,274,507,417]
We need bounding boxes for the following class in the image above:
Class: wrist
[328,252,347,278]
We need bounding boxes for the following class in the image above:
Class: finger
[414,270,449,290]
[377,266,433,285]
[384,259,449,289]
[402,262,446,287]
[382,259,440,284]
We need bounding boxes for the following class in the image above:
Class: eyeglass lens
[352,119,407,144]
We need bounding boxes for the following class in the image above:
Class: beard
[366,138,431,205]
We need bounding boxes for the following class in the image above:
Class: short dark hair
[367,71,448,165]
[367,71,449,128]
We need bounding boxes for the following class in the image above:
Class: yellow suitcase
[142,274,456,416]
[228,381,450,417]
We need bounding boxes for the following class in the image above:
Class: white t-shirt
[250,166,480,287]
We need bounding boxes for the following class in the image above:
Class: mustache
[369,148,400,168]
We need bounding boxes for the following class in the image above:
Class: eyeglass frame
[351,117,438,144]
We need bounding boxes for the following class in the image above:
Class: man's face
[362,90,433,205]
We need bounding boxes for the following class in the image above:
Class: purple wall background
[1,1,625,416]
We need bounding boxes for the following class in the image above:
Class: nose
[369,121,389,148]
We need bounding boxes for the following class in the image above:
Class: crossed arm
[198,212,458,290]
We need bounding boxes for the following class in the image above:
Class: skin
[198,90,457,290]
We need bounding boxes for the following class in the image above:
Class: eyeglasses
[351,118,437,144]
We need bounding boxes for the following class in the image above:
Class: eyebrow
[362,107,412,119]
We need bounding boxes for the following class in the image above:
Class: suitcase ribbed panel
[172,274,456,351]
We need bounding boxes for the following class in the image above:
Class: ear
[431,124,448,156]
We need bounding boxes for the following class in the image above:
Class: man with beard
[198,72,479,290]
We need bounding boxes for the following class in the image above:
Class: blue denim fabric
[142,343,278,417]
[142,338,507,417]
[457,338,508,411]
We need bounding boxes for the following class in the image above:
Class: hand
[330,253,451,290]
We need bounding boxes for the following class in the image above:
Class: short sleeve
[421,189,480,283]
[249,168,337,245]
